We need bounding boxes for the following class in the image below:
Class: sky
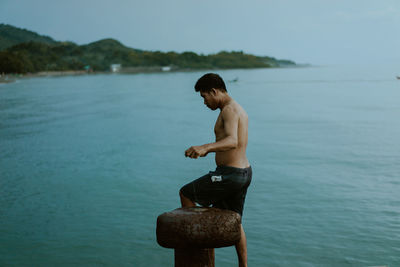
[1,0,399,65]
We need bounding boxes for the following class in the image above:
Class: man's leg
[179,190,196,207]
[235,224,247,267]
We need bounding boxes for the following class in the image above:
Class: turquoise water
[1,65,400,266]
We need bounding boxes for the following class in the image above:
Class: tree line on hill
[0,24,295,74]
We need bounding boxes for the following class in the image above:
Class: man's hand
[185,145,209,159]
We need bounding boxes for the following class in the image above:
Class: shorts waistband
[215,165,252,174]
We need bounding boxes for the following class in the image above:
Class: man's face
[200,91,218,110]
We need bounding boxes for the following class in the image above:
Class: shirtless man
[180,73,252,267]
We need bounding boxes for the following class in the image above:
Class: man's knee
[179,188,188,201]
[180,188,196,207]
[179,188,185,197]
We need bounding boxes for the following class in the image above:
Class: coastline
[0,64,307,84]
[0,68,222,84]
[0,70,97,84]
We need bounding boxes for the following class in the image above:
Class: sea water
[1,64,400,266]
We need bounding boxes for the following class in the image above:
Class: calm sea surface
[1,64,400,266]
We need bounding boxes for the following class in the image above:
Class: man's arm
[185,106,238,159]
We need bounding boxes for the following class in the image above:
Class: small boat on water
[228,77,239,83]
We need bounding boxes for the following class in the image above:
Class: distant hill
[0,24,56,51]
[0,24,296,73]
[81,38,142,54]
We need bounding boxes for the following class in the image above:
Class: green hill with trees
[0,24,296,74]
[0,24,56,50]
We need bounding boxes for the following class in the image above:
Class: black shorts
[180,165,252,217]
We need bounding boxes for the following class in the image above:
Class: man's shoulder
[223,101,247,118]
[221,103,238,118]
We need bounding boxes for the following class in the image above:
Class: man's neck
[218,93,232,110]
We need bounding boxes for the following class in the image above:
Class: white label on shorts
[211,175,222,182]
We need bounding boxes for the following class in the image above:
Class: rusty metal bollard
[156,207,241,267]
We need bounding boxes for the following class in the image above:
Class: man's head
[195,73,228,110]
[194,73,227,93]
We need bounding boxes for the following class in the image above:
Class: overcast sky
[1,0,399,65]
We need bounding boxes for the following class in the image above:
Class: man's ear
[210,88,218,95]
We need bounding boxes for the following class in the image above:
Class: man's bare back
[214,100,250,168]
[184,92,250,169]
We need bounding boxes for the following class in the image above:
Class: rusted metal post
[156,207,241,267]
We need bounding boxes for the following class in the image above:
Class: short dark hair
[194,73,227,93]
